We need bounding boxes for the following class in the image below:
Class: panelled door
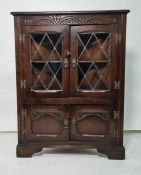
[70,25,118,97]
[70,105,116,142]
[25,105,69,142]
[22,25,69,98]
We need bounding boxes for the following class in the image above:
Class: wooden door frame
[22,25,70,98]
[25,104,70,142]
[70,105,116,142]
[70,24,118,98]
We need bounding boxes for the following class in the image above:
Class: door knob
[71,118,76,127]
[64,119,69,128]
[64,51,70,68]
[64,58,69,68]
[66,51,71,57]
[72,58,77,68]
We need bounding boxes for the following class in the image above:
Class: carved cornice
[22,14,118,25]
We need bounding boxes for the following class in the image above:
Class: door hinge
[113,129,119,138]
[114,110,120,120]
[114,81,120,90]
[21,80,26,89]
[116,34,122,43]
[21,109,27,118]
[20,34,25,43]
[22,127,28,135]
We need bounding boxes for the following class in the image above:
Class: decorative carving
[31,109,64,122]
[22,14,118,25]
[76,112,109,122]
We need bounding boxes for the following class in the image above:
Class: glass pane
[77,32,111,92]
[30,32,62,92]
[30,33,62,61]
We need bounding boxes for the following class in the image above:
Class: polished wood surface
[11,10,130,15]
[11,10,129,159]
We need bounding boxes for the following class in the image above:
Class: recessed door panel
[22,25,69,98]
[70,105,115,142]
[25,105,69,142]
[70,25,118,97]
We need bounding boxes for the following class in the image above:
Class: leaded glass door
[23,26,69,97]
[70,25,118,97]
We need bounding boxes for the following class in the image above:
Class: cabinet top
[11,10,130,16]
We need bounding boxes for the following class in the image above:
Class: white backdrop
[0,0,140,131]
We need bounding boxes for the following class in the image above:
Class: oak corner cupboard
[11,10,130,159]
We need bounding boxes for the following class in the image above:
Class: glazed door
[70,105,115,142]
[70,25,118,97]
[23,25,69,98]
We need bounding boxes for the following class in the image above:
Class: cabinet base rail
[17,143,125,160]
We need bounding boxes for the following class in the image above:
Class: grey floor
[0,132,141,175]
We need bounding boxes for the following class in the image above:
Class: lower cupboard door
[70,105,115,142]
[25,105,69,142]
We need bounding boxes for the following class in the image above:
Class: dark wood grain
[11,10,130,16]
[11,10,129,159]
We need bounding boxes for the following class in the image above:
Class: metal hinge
[21,109,27,118]
[21,80,26,89]
[22,127,28,135]
[114,110,120,120]
[113,129,119,138]
[20,34,25,42]
[116,34,122,43]
[114,81,120,90]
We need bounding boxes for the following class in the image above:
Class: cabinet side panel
[118,14,128,144]
[14,16,23,143]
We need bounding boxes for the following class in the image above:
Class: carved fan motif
[22,14,118,25]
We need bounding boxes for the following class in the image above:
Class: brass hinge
[116,34,122,43]
[22,127,28,135]
[114,110,120,120]
[114,81,120,90]
[20,34,25,42]
[21,109,27,118]
[113,129,119,138]
[21,80,26,89]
